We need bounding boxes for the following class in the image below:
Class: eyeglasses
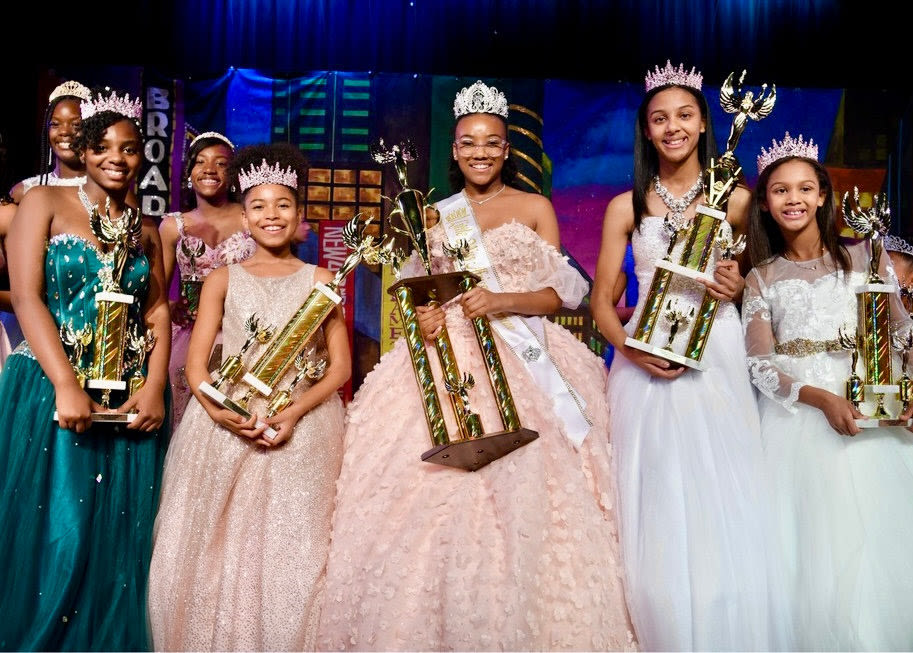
[455,139,507,156]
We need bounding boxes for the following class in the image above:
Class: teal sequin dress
[0,234,170,652]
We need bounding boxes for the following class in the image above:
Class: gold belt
[774,338,842,357]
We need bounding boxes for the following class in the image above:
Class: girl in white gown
[591,61,789,651]
[743,133,913,651]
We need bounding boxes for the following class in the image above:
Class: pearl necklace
[653,174,703,223]
[463,184,506,205]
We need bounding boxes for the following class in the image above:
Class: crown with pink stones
[189,131,235,151]
[453,80,509,118]
[80,88,143,120]
[644,60,703,92]
[49,80,92,103]
[884,234,913,257]
[238,158,298,192]
[756,132,819,175]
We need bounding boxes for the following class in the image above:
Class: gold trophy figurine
[265,349,327,418]
[198,213,395,440]
[125,324,157,396]
[370,138,538,472]
[59,320,93,387]
[626,69,775,370]
[179,238,207,318]
[842,188,911,426]
[892,327,913,413]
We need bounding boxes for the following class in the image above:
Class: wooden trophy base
[389,270,478,305]
[198,382,278,440]
[624,337,706,371]
[53,411,137,424]
[421,427,539,472]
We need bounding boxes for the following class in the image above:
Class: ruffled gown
[607,216,787,651]
[148,263,346,651]
[317,221,635,652]
[0,234,169,652]
[166,212,255,429]
[743,241,913,651]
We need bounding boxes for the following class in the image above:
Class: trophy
[625,69,775,370]
[371,139,538,472]
[198,214,393,439]
[55,199,148,424]
[841,188,913,427]
[179,238,206,318]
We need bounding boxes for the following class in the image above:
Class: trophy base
[855,417,913,429]
[198,382,278,440]
[624,337,705,371]
[53,411,136,423]
[421,427,539,472]
[389,271,481,305]
[654,259,715,284]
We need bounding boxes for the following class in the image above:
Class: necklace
[77,184,110,217]
[783,247,825,270]
[463,184,506,205]
[653,174,703,223]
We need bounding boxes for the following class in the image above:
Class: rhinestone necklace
[653,174,703,223]
[77,184,110,218]
[463,184,506,205]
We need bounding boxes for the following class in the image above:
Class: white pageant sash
[435,192,591,446]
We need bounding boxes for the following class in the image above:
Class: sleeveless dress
[148,263,346,651]
[166,212,255,428]
[607,216,789,651]
[317,221,636,652]
[743,241,913,650]
[0,234,169,651]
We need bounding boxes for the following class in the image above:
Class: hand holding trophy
[626,69,775,370]
[841,188,913,426]
[370,138,537,471]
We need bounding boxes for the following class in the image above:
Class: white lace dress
[607,215,789,651]
[743,240,913,651]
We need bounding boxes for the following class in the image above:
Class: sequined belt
[774,338,842,357]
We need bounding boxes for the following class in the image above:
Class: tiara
[453,80,509,118]
[49,80,92,103]
[80,89,143,120]
[757,132,818,175]
[238,158,298,192]
[189,131,235,151]
[884,234,913,257]
[644,60,703,92]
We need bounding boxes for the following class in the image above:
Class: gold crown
[49,80,92,103]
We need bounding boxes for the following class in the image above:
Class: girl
[0,86,171,651]
[159,131,254,428]
[317,80,635,651]
[147,142,349,651]
[590,62,788,650]
[743,133,913,650]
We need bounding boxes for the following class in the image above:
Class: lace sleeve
[525,245,589,309]
[742,270,805,413]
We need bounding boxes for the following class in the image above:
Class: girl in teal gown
[0,88,171,651]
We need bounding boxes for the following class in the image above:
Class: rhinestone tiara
[757,132,819,175]
[644,60,703,93]
[49,80,92,103]
[238,158,298,192]
[884,234,913,257]
[80,89,143,121]
[189,131,235,151]
[453,80,509,118]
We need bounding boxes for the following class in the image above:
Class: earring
[230,184,237,192]
[186,178,192,189]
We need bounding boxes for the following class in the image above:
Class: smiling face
[762,158,826,238]
[48,98,83,169]
[241,183,302,250]
[643,86,705,165]
[452,113,509,187]
[189,143,232,201]
[82,118,143,192]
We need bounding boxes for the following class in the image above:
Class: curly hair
[229,142,309,201]
[71,87,143,157]
[180,135,236,210]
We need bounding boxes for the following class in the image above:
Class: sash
[435,192,592,446]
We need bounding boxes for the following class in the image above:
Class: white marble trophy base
[198,381,278,440]
[624,337,706,371]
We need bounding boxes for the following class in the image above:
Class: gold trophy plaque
[198,214,393,439]
[841,189,913,427]
[55,201,147,424]
[625,70,775,370]
[371,139,538,472]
